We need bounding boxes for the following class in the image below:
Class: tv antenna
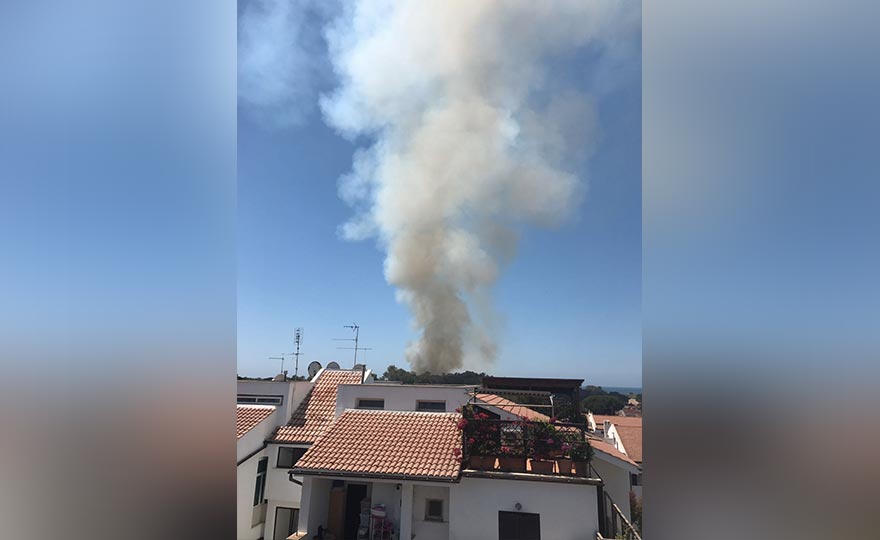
[269,354,285,379]
[290,328,304,378]
[333,323,372,367]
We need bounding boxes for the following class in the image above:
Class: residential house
[237,404,280,540]
[290,380,639,540]
[237,368,370,540]
[586,413,643,499]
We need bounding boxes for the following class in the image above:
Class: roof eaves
[291,468,461,483]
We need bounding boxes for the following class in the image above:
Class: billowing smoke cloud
[322,0,639,373]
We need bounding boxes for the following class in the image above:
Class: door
[498,511,540,540]
[343,483,368,539]
[273,506,299,540]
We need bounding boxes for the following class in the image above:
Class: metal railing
[601,492,641,540]
[459,417,597,476]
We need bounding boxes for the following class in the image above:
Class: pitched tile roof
[271,369,364,444]
[294,409,462,481]
[614,425,643,463]
[237,405,276,439]
[591,415,643,428]
[475,393,550,422]
[588,435,640,468]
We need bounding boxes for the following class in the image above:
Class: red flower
[452,448,462,456]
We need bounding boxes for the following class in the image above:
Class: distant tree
[582,394,627,415]
[378,365,487,385]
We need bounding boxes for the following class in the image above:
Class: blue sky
[237,6,641,387]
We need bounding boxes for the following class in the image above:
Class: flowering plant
[456,403,501,457]
[527,421,560,460]
[569,440,594,462]
[499,444,525,458]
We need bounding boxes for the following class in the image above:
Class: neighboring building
[237,377,314,424]
[587,435,641,519]
[293,409,602,540]
[473,392,551,421]
[241,374,641,540]
[237,404,279,540]
[237,368,370,540]
[586,413,642,435]
[586,413,643,499]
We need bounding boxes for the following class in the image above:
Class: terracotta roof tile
[614,425,642,463]
[475,393,550,422]
[295,409,462,481]
[271,369,363,444]
[591,415,643,428]
[237,405,276,439]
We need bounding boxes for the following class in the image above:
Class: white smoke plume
[322,0,639,373]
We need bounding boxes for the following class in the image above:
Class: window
[630,473,642,487]
[356,398,385,410]
[498,511,540,540]
[273,507,299,540]
[417,400,446,412]
[425,499,444,521]
[277,447,308,468]
[238,394,283,405]
[253,457,268,507]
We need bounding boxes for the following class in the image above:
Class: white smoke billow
[320,0,639,373]
[238,0,638,373]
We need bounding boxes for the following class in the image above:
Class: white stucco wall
[412,484,450,540]
[237,447,269,540]
[590,456,633,519]
[371,481,402,525]
[237,380,313,422]
[335,384,475,417]
[263,444,310,540]
[237,408,280,540]
[605,424,626,455]
[297,477,332,536]
[448,477,599,540]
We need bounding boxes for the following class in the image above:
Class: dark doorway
[498,511,541,540]
[343,483,368,539]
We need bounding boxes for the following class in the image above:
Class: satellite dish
[307,361,322,378]
[353,364,365,371]
[327,361,340,370]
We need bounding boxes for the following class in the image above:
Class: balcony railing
[459,417,597,477]
[602,492,641,540]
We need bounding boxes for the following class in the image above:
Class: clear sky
[237,5,641,387]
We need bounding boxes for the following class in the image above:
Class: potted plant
[498,444,527,472]
[527,421,558,474]
[557,440,574,475]
[475,436,499,470]
[457,405,500,470]
[570,440,594,476]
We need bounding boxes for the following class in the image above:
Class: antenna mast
[334,323,372,367]
[292,328,304,378]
